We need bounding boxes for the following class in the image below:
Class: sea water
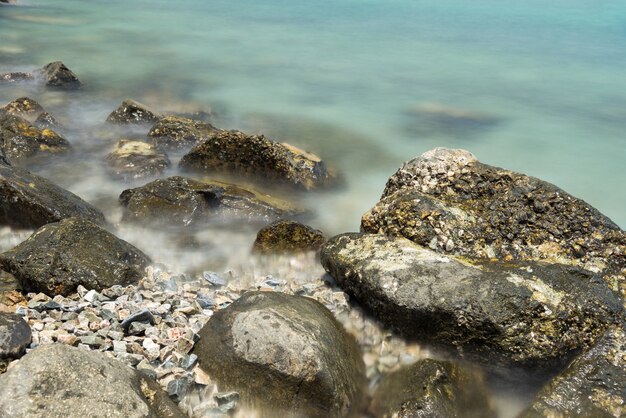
[1,0,625,416]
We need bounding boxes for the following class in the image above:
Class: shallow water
[1,1,625,416]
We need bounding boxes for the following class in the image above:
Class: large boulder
[105,140,170,181]
[520,325,626,418]
[0,313,30,360]
[369,359,495,418]
[179,130,337,191]
[193,291,366,418]
[35,61,82,89]
[0,164,105,229]
[0,343,185,418]
[252,220,326,254]
[361,148,625,295]
[321,233,623,368]
[106,99,160,125]
[0,217,151,296]
[0,113,70,163]
[119,176,304,227]
[148,115,219,149]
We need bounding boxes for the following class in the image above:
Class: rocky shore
[0,62,624,418]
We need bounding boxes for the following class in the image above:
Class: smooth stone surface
[193,291,366,418]
[179,130,337,191]
[35,61,82,89]
[321,233,623,368]
[0,313,30,359]
[105,140,170,181]
[0,164,106,229]
[252,220,326,254]
[0,344,185,418]
[106,99,160,125]
[120,176,304,227]
[362,148,626,296]
[148,115,219,149]
[520,325,626,418]
[0,113,70,163]
[369,359,495,418]
[0,217,150,296]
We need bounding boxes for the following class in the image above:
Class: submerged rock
[369,359,495,418]
[0,72,33,83]
[35,61,82,89]
[252,220,326,254]
[0,313,30,359]
[405,102,500,137]
[106,99,161,125]
[105,139,170,181]
[362,148,625,295]
[0,344,185,418]
[148,115,219,149]
[520,325,626,418]
[119,176,304,227]
[321,233,623,368]
[193,291,366,418]
[0,113,70,162]
[0,164,105,229]
[0,217,150,296]
[1,97,45,121]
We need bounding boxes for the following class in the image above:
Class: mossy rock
[1,97,45,122]
[148,115,219,149]
[106,99,160,125]
[252,220,326,254]
[0,113,70,163]
[105,140,170,181]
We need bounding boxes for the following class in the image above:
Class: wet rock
[0,344,185,418]
[35,61,82,89]
[106,99,161,125]
[0,313,31,359]
[252,220,326,254]
[148,115,219,149]
[105,140,170,181]
[362,148,626,295]
[179,130,337,191]
[0,71,33,83]
[520,325,626,418]
[119,176,304,227]
[0,113,70,162]
[0,164,106,228]
[1,97,45,121]
[193,291,366,418]
[369,359,495,418]
[34,112,61,130]
[321,233,623,368]
[0,217,151,296]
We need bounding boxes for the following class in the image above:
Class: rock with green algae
[0,217,150,296]
[105,139,170,181]
[369,359,496,418]
[179,129,338,191]
[119,176,304,227]
[321,233,623,369]
[148,115,219,149]
[106,99,161,125]
[252,220,326,254]
[193,291,366,418]
[362,147,625,298]
[519,325,626,418]
[0,113,70,163]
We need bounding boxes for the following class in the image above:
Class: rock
[179,130,337,191]
[35,61,82,89]
[148,115,219,149]
[0,344,185,418]
[1,97,45,121]
[121,309,156,332]
[0,113,70,163]
[362,148,626,295]
[105,140,170,181]
[0,313,31,359]
[0,217,151,296]
[369,359,495,418]
[520,325,626,418]
[193,291,366,418]
[252,220,326,254]
[0,72,33,83]
[320,233,623,368]
[34,112,61,130]
[0,164,106,229]
[106,99,161,125]
[119,176,304,227]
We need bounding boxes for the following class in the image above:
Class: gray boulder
[0,113,70,163]
[35,61,82,89]
[0,72,33,83]
[0,217,150,296]
[119,176,304,227]
[0,164,105,229]
[321,233,623,368]
[148,115,219,149]
[252,220,326,254]
[0,343,185,418]
[369,359,495,418]
[193,291,366,418]
[0,313,30,359]
[179,130,338,191]
[361,148,625,296]
[520,325,626,418]
[105,140,170,181]
[106,99,160,125]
